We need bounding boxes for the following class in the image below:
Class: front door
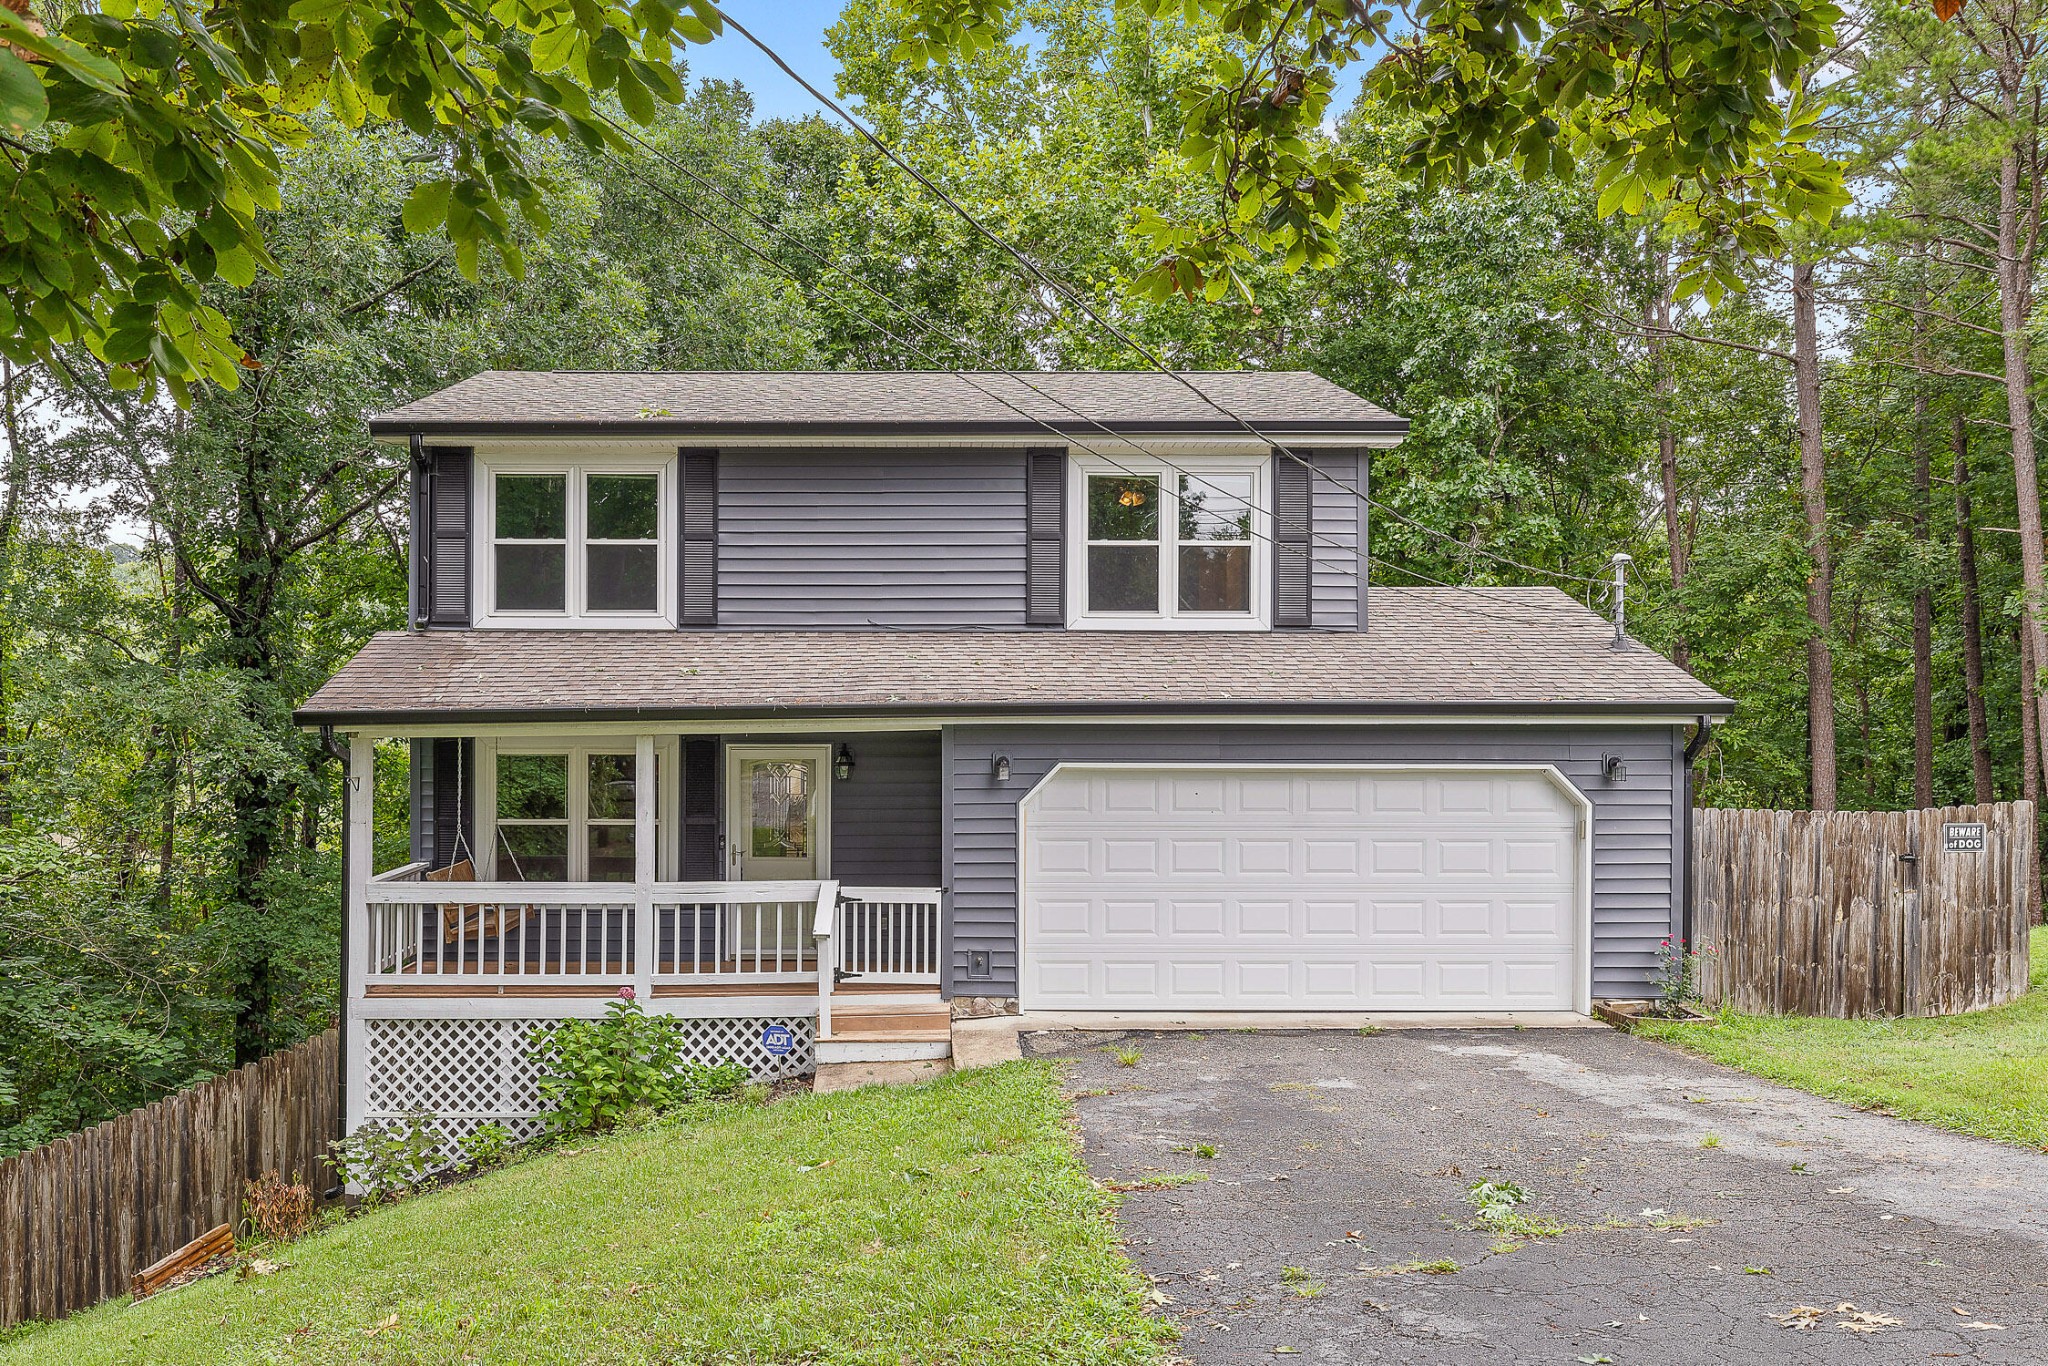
[725,745,831,882]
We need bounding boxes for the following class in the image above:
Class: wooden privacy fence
[0,1028,338,1328]
[1692,802,2035,1018]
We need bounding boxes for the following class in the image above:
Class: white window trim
[1065,453,1271,630]
[476,737,679,881]
[474,453,676,629]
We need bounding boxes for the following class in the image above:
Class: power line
[596,123,1578,635]
[711,5,1614,597]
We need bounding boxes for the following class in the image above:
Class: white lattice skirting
[359,1015,817,1142]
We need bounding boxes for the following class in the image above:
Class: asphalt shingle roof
[296,589,1732,726]
[367,370,1408,439]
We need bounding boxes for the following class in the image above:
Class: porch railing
[835,887,944,984]
[359,877,945,1000]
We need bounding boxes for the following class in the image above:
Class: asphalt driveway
[1032,1026,2048,1365]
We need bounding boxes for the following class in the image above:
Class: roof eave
[294,697,1735,729]
[364,417,1412,442]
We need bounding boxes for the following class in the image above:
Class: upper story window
[479,458,671,626]
[1068,455,1267,628]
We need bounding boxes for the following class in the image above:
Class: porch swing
[423,749,513,947]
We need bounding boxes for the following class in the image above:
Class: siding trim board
[944,723,1682,1004]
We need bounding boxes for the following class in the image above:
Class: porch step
[825,1000,953,1044]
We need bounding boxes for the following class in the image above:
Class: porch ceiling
[295,589,1732,727]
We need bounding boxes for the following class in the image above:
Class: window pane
[1087,475,1159,541]
[1179,545,1251,613]
[497,754,567,821]
[588,475,659,541]
[748,760,812,858]
[587,824,635,882]
[1179,473,1253,542]
[496,824,568,881]
[586,544,657,612]
[587,753,635,821]
[1088,544,1158,612]
[496,545,565,612]
[496,475,566,539]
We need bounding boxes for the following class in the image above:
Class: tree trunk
[1649,251,1688,669]
[0,360,23,828]
[1910,317,1935,808]
[2023,626,2042,806]
[1792,259,1837,809]
[1994,94,2048,793]
[1954,419,1996,802]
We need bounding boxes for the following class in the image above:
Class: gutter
[293,698,1738,728]
[364,417,1412,441]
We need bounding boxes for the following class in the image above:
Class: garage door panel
[1238,900,1294,936]
[1023,767,1580,1011]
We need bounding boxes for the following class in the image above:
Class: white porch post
[344,732,374,1138]
[814,880,839,1041]
[633,734,656,1001]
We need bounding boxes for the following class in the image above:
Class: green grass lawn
[1638,927,2048,1149]
[0,1062,1171,1365]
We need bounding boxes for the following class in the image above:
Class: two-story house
[298,370,1731,1142]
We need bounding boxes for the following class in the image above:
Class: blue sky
[691,2,854,122]
[694,3,1368,126]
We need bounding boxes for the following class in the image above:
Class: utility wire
[712,5,1614,596]
[597,123,1582,635]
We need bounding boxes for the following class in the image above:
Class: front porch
[340,731,950,1141]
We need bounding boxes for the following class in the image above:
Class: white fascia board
[377,433,1404,455]
[328,713,1698,740]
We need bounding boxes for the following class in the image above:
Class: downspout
[318,723,350,1198]
[1680,716,1714,946]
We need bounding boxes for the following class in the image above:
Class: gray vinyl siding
[1307,450,1365,629]
[724,730,943,884]
[717,448,1028,628]
[941,723,1684,1001]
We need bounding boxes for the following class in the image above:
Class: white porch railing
[835,887,945,984]
[359,877,945,1000]
[363,881,639,985]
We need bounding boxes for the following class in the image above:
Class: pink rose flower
[617,985,635,1001]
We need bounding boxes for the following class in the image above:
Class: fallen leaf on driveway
[1773,1305,1828,1330]
[1952,1306,1971,1316]
[1827,1186,1855,1194]
[1836,1306,1903,1334]
[1272,1347,1299,1355]
[1962,1322,2006,1331]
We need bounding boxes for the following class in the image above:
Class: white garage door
[1021,767,1582,1011]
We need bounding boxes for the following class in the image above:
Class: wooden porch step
[827,1000,952,1043]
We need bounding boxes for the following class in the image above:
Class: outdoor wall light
[834,743,855,781]
[1602,753,1629,783]
[992,754,1012,784]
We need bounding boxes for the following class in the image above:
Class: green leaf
[401,178,452,233]
[0,51,45,137]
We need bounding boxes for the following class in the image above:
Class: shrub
[457,1121,520,1171]
[529,992,748,1135]
[329,1110,448,1203]
[1648,937,1716,1016]
[242,1170,315,1242]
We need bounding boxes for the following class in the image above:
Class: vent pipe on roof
[1609,552,1633,649]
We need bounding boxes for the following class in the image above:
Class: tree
[894,0,1849,302]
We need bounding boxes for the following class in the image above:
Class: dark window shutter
[424,447,472,627]
[429,738,474,868]
[1273,451,1312,628]
[680,737,721,878]
[1025,447,1066,626]
[679,448,718,628]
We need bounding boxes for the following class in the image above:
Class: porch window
[481,461,670,625]
[1070,457,1267,627]
[491,747,658,882]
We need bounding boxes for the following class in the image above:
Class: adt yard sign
[1943,822,1987,854]
[761,1023,796,1056]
